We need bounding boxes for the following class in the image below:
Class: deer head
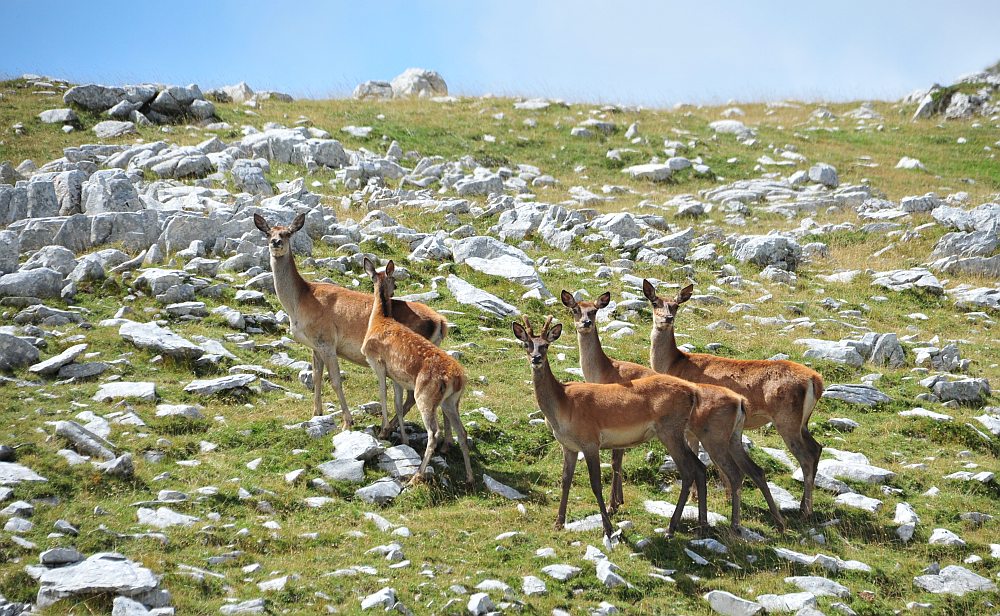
[363,257,396,301]
[512,315,562,369]
[560,290,610,333]
[254,212,305,258]
[642,280,693,331]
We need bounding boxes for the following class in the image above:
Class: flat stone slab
[913,565,996,595]
[704,590,764,616]
[899,408,953,422]
[772,547,871,573]
[643,500,728,526]
[92,381,156,402]
[137,506,200,529]
[59,362,109,380]
[332,431,384,461]
[446,274,519,318]
[834,492,883,513]
[814,459,895,484]
[34,551,160,609]
[183,374,256,395]
[766,482,800,512]
[871,268,943,294]
[755,592,816,613]
[119,321,204,360]
[563,514,604,531]
[155,404,204,420]
[0,462,47,485]
[785,575,851,598]
[377,445,424,479]
[483,474,526,500]
[541,564,581,581]
[29,343,88,376]
[355,478,402,505]
[317,459,365,483]
[822,383,891,406]
[54,420,116,461]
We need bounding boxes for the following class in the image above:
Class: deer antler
[540,315,554,335]
[521,315,535,337]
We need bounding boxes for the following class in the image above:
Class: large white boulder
[390,68,448,98]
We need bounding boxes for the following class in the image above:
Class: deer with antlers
[254,213,448,433]
[362,258,473,485]
[643,280,825,517]
[561,290,785,531]
[512,315,708,539]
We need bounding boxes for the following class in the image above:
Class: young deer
[362,258,473,485]
[254,213,448,432]
[562,291,785,531]
[512,316,708,539]
[643,280,825,517]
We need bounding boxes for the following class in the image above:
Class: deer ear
[511,321,529,343]
[363,258,377,279]
[596,291,611,309]
[677,283,694,304]
[560,290,576,308]
[289,213,306,234]
[253,213,270,234]
[642,279,657,302]
[545,323,563,342]
[385,260,395,276]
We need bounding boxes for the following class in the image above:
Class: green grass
[1,77,999,614]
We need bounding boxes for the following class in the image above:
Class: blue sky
[2,0,998,105]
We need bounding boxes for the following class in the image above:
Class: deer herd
[255,213,825,541]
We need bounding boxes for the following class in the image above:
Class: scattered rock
[704,590,764,616]
[483,474,525,500]
[183,374,256,396]
[34,552,161,609]
[913,565,996,596]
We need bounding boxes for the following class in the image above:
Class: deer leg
[555,447,578,530]
[326,353,352,430]
[311,350,325,417]
[609,449,625,516]
[776,419,821,518]
[583,448,615,538]
[411,388,441,485]
[685,429,703,504]
[366,359,389,438]
[442,394,473,485]
[687,444,709,536]
[800,427,823,518]
[668,478,692,539]
[732,438,786,532]
[707,445,744,532]
[391,381,408,445]
[660,426,707,537]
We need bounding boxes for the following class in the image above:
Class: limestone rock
[913,565,996,596]
[34,552,160,609]
[0,333,41,371]
[391,68,448,98]
[119,321,205,360]
[703,590,764,616]
[446,274,519,318]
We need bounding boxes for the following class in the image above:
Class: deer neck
[368,281,393,333]
[270,251,309,320]
[577,328,614,382]
[531,359,568,432]
[650,326,684,374]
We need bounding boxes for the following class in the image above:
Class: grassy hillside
[0,78,998,615]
